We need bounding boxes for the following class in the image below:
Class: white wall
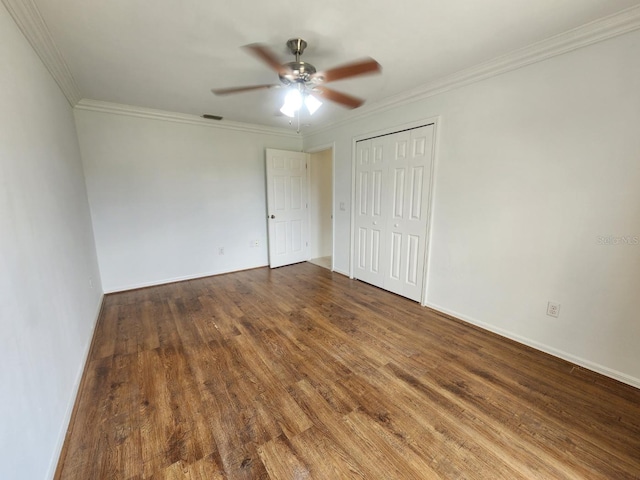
[0,5,103,480]
[309,148,333,260]
[75,108,303,292]
[304,29,640,387]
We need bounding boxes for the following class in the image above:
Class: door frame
[305,142,336,271]
[350,117,441,305]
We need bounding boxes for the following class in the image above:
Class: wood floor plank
[56,263,640,479]
[257,434,311,480]
[287,426,366,479]
[138,347,173,477]
[231,333,313,438]
[379,362,583,479]
[290,379,430,479]
[423,351,640,476]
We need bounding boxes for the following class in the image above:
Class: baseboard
[104,264,270,293]
[47,294,105,480]
[426,302,640,390]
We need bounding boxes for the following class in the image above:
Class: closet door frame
[350,116,440,305]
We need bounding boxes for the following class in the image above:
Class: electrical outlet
[218,247,224,255]
[339,201,346,211]
[547,301,560,318]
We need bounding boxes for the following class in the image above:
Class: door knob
[373,221,378,225]
[269,215,276,219]
[394,223,399,228]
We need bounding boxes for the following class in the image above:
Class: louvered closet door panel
[383,125,434,301]
[354,137,389,288]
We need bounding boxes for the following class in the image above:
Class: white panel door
[353,124,434,302]
[266,149,309,268]
[384,125,434,301]
[354,137,389,288]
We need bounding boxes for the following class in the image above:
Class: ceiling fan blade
[243,43,290,75]
[312,86,365,109]
[211,84,278,96]
[312,57,381,83]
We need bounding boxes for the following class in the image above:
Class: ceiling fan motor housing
[279,61,317,85]
[279,39,317,86]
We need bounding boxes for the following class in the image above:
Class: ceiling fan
[211,38,381,117]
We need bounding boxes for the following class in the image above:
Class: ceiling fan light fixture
[305,94,322,115]
[280,88,303,117]
[280,105,296,118]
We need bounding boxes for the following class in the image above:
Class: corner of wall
[47,294,105,480]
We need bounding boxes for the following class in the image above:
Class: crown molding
[75,99,301,138]
[2,0,82,105]
[305,5,640,137]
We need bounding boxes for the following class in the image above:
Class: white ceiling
[31,0,640,130]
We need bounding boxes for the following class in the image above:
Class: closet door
[384,125,434,301]
[354,137,389,288]
[354,124,434,302]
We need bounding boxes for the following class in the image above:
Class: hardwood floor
[56,263,640,479]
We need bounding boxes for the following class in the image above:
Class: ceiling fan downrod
[286,38,307,61]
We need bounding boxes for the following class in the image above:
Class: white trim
[349,137,357,279]
[306,4,640,137]
[305,142,336,154]
[104,264,269,294]
[2,0,82,106]
[419,119,440,306]
[330,145,336,273]
[75,99,300,138]
[352,117,439,143]
[421,116,443,306]
[46,294,104,479]
[426,302,640,390]
[305,152,311,262]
